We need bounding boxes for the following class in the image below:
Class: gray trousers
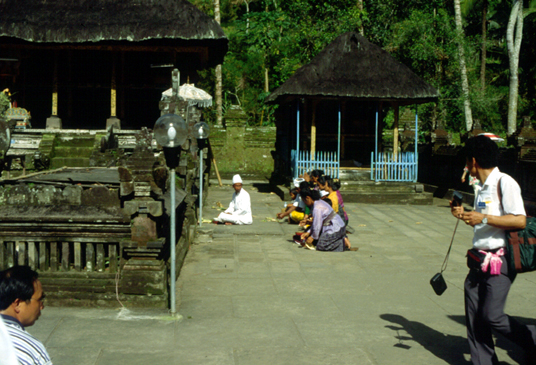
[464,255,536,365]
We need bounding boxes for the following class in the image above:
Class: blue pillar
[374,104,379,182]
[414,108,419,182]
[337,102,341,179]
[296,100,300,179]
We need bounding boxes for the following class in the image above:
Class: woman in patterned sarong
[299,187,346,252]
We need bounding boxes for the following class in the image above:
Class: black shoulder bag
[430,216,460,296]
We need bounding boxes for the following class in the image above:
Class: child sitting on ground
[277,180,306,223]
[277,188,299,222]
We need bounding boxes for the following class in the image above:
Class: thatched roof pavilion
[0,0,227,66]
[266,32,438,181]
[266,32,438,104]
[0,0,227,129]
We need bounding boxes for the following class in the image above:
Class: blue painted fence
[291,150,339,178]
[371,152,417,182]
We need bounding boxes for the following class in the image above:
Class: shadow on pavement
[448,314,536,365]
[381,313,470,365]
[252,183,285,200]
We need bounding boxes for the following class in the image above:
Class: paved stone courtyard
[23,183,536,364]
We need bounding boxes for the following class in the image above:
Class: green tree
[455,0,474,131]
[0,89,10,117]
[506,0,536,134]
[188,0,536,135]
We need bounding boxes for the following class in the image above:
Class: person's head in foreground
[0,266,45,328]
[462,135,499,179]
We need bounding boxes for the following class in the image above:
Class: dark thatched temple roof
[266,32,438,105]
[0,0,227,66]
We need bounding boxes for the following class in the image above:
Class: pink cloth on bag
[480,248,504,275]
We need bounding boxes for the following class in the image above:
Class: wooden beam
[52,53,58,116]
[341,101,346,159]
[311,100,318,160]
[111,54,117,117]
[378,101,384,153]
[393,103,399,162]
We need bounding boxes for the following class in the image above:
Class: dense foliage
[0,89,10,118]
[191,0,536,136]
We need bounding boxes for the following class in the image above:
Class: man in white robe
[213,174,252,225]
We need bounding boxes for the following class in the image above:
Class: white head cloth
[232,174,243,184]
[294,178,305,188]
[320,190,329,197]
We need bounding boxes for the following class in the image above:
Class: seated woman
[332,178,355,236]
[299,187,346,252]
[332,178,348,225]
[317,175,339,213]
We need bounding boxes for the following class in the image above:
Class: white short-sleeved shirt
[0,316,19,365]
[1,314,52,365]
[472,168,525,250]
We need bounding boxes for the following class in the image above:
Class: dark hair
[317,175,334,189]
[299,186,321,201]
[332,178,341,191]
[289,188,298,197]
[322,197,333,207]
[462,135,499,169]
[299,181,310,191]
[310,170,324,178]
[0,266,39,310]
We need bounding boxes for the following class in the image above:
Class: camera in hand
[452,191,463,207]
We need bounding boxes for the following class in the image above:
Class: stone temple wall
[209,106,276,179]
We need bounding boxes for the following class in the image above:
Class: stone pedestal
[461,119,485,143]
[46,116,62,129]
[106,117,121,130]
[514,116,536,159]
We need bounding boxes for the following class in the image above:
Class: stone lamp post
[153,114,187,316]
[193,121,210,226]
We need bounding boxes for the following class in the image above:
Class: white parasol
[478,132,504,142]
[161,83,213,108]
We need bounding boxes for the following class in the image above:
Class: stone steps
[339,181,417,193]
[53,146,94,158]
[50,157,90,168]
[274,181,433,205]
[341,191,433,205]
[49,135,96,168]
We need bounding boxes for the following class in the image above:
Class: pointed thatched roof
[266,32,438,105]
[0,0,227,66]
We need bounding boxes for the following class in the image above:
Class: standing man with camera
[451,135,536,364]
